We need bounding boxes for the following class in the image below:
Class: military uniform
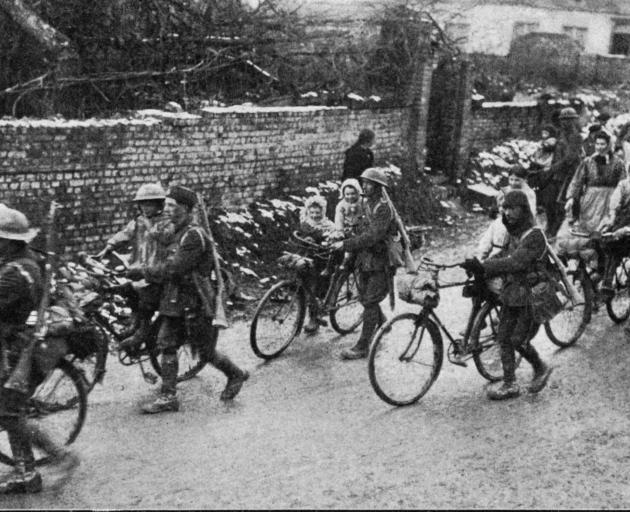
[341,175,401,359]
[133,186,248,412]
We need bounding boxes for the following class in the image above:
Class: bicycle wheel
[368,313,443,406]
[471,302,522,382]
[250,280,306,360]
[606,258,630,323]
[0,359,87,467]
[544,266,593,348]
[67,324,109,393]
[329,271,363,335]
[149,342,208,383]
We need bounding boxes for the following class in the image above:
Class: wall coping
[480,100,539,109]
[0,117,161,129]
[199,105,349,114]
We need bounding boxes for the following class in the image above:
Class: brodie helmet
[360,167,390,189]
[558,107,579,120]
[133,183,166,202]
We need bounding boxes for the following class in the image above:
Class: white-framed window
[513,21,540,39]
[445,22,471,48]
[563,25,588,48]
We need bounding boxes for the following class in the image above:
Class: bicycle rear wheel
[368,313,443,406]
[329,270,363,335]
[606,258,630,323]
[250,280,306,360]
[471,302,522,382]
[544,266,593,348]
[0,359,87,467]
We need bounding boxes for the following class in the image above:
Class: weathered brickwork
[468,102,541,151]
[0,106,410,254]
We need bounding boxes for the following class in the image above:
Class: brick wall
[468,101,541,151]
[0,105,411,254]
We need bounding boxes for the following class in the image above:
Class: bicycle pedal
[450,357,468,368]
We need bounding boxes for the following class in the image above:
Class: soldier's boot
[487,343,520,400]
[303,304,320,334]
[517,343,553,394]
[341,304,382,360]
[212,352,249,401]
[25,421,80,478]
[141,354,179,414]
[0,435,41,495]
[119,311,152,353]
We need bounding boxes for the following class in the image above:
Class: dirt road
[4,216,630,509]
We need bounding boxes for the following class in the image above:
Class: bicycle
[368,257,518,407]
[249,231,363,360]
[0,358,88,467]
[64,253,208,392]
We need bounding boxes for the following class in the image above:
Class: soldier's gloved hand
[461,257,485,276]
[95,245,113,259]
[125,266,144,281]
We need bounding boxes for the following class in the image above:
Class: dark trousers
[354,270,389,350]
[156,316,241,394]
[602,238,630,288]
[496,305,545,384]
[538,181,565,237]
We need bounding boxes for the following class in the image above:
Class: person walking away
[555,130,625,281]
[342,129,375,181]
[96,183,170,351]
[126,186,249,413]
[330,167,403,360]
[540,107,584,237]
[0,206,78,493]
[334,179,365,270]
[297,195,336,333]
[463,191,553,400]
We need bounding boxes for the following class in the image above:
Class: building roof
[444,0,630,16]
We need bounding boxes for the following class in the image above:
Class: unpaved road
[4,216,630,509]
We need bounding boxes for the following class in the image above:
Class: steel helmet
[133,183,166,202]
[360,167,390,189]
[558,107,579,120]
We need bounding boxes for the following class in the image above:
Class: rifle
[4,201,59,396]
[381,188,417,274]
[195,193,229,329]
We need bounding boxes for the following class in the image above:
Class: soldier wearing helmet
[0,207,78,494]
[539,106,584,237]
[330,167,403,360]
[97,183,170,352]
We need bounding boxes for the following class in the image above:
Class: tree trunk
[0,0,78,75]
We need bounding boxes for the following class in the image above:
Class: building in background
[286,0,630,56]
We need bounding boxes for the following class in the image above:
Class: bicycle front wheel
[0,359,87,467]
[544,266,593,348]
[470,302,522,382]
[368,313,443,407]
[329,271,363,335]
[250,280,306,360]
[150,343,208,382]
[606,258,630,323]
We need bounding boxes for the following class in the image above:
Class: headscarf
[339,178,363,199]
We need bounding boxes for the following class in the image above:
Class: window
[445,22,470,48]
[611,19,630,55]
[513,21,539,39]
[563,26,588,48]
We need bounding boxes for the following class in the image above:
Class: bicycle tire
[368,312,443,407]
[68,324,109,393]
[149,341,209,383]
[606,258,630,323]
[0,359,87,467]
[329,270,363,335]
[470,301,522,382]
[250,280,306,360]
[544,266,593,348]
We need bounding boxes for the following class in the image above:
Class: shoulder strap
[519,227,548,262]
[182,226,207,253]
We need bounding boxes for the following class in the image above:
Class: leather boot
[142,354,179,414]
[0,468,42,494]
[341,304,381,360]
[486,381,521,400]
[528,364,553,394]
[303,304,320,334]
[211,352,249,400]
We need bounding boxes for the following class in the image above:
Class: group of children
[297,178,366,332]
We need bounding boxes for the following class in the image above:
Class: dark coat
[483,227,547,306]
[342,143,374,181]
[143,223,214,317]
[0,247,42,327]
[343,195,399,272]
[549,131,583,190]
